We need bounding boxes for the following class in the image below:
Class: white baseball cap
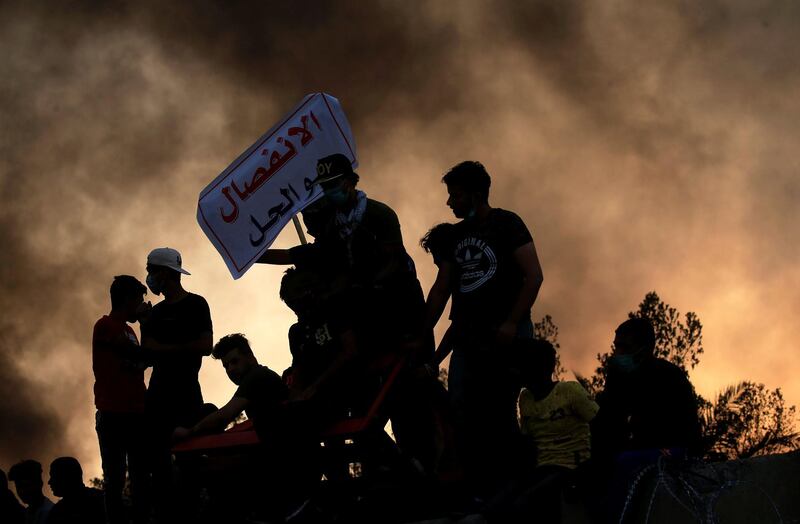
[147,247,191,275]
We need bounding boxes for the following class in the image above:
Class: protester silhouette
[483,339,598,523]
[259,154,436,472]
[173,333,316,521]
[258,154,426,351]
[592,317,702,458]
[280,267,362,416]
[420,222,458,369]
[140,247,212,523]
[423,160,544,497]
[7,460,53,524]
[0,468,25,524]
[590,317,702,522]
[172,334,287,444]
[46,457,104,524]
[92,275,149,524]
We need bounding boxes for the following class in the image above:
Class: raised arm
[256,249,293,265]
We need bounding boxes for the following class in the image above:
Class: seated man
[280,267,363,418]
[483,339,598,524]
[281,266,442,475]
[172,334,314,521]
[173,334,287,444]
[46,457,105,524]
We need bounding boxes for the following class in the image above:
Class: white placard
[197,93,357,279]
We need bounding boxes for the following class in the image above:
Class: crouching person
[173,334,318,522]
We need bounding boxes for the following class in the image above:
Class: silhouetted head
[110,275,147,322]
[145,247,189,296]
[8,460,44,505]
[610,318,656,374]
[614,318,655,356]
[48,457,83,498]
[279,267,329,319]
[316,154,359,209]
[301,198,333,239]
[516,338,557,387]
[212,334,259,385]
[442,161,491,219]
[420,222,457,267]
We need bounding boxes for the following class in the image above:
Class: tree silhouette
[575,291,798,460]
[533,314,566,379]
[577,291,704,396]
[700,382,799,460]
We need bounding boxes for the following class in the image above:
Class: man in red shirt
[92,275,149,524]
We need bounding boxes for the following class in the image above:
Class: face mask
[325,186,349,206]
[609,354,639,374]
[146,274,163,296]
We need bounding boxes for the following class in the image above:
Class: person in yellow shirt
[483,339,598,523]
[518,341,598,469]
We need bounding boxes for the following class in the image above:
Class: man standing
[141,247,212,522]
[92,275,149,524]
[258,153,426,350]
[424,160,544,495]
[7,460,53,524]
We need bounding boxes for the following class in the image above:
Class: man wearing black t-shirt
[172,333,287,443]
[140,247,212,523]
[424,160,544,495]
[173,333,314,520]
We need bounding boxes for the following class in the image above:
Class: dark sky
[1,0,799,481]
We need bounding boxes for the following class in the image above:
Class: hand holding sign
[197,93,357,279]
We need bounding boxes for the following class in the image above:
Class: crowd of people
[2,158,703,524]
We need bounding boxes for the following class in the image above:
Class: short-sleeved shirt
[46,488,104,524]
[288,313,347,391]
[233,365,288,442]
[518,381,598,468]
[448,208,533,332]
[92,316,146,413]
[143,293,212,414]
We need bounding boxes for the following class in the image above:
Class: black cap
[315,153,355,185]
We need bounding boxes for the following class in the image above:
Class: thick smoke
[1,0,799,481]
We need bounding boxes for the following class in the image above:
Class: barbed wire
[617,455,784,524]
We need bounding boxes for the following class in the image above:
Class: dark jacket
[592,357,702,456]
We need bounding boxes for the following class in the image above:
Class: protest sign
[197,93,357,279]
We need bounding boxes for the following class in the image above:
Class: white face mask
[146,274,162,296]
